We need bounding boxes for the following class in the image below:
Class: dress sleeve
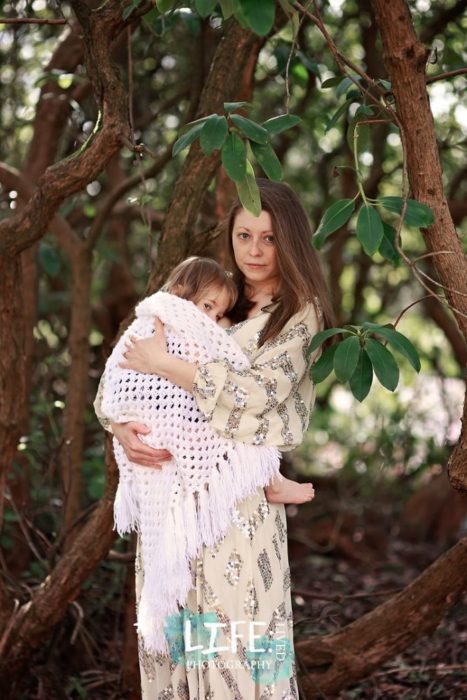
[93,372,114,433]
[192,301,323,449]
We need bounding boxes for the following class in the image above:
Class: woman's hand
[119,318,168,374]
[111,421,172,468]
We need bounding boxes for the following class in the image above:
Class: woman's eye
[265,235,274,243]
[204,303,212,310]
[238,232,249,239]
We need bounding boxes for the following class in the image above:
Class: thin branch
[426,67,467,84]
[0,17,66,25]
[412,250,460,263]
[392,295,433,328]
[414,266,467,298]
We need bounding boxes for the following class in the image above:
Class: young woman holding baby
[95,178,334,699]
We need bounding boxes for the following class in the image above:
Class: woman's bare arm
[111,421,172,468]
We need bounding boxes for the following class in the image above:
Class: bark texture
[371,0,467,495]
[147,21,265,292]
[296,536,467,697]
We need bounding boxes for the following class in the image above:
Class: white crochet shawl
[100,292,281,654]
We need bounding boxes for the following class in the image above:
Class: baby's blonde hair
[162,257,238,311]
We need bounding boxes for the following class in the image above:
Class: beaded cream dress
[94,300,322,698]
[131,300,324,700]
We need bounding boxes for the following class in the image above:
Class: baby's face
[195,285,231,323]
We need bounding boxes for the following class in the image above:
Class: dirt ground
[288,498,467,700]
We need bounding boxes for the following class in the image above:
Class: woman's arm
[111,421,172,468]
[93,355,173,468]
[119,318,197,392]
[192,302,323,449]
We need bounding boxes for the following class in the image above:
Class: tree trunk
[148,21,265,291]
[0,436,118,687]
[296,536,467,697]
[60,247,93,539]
[370,0,467,494]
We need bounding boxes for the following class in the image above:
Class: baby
[152,256,314,506]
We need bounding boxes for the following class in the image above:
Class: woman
[96,179,334,699]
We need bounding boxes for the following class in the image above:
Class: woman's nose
[249,239,262,256]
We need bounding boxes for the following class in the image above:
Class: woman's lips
[246,263,265,268]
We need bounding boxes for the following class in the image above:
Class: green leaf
[377,79,392,91]
[195,0,217,17]
[320,75,346,89]
[365,338,399,391]
[219,0,234,18]
[325,98,352,133]
[262,114,301,136]
[366,326,421,372]
[278,0,295,16]
[122,1,140,20]
[313,199,355,249]
[224,101,250,113]
[199,114,228,155]
[379,222,401,265]
[239,0,275,36]
[177,115,210,135]
[230,114,269,144]
[172,122,205,156]
[333,335,361,382]
[310,343,338,383]
[336,76,353,98]
[355,104,374,117]
[291,62,308,86]
[222,132,247,182]
[349,350,373,401]
[250,141,282,181]
[156,0,175,11]
[308,327,350,353]
[356,204,384,256]
[236,160,261,216]
[378,196,435,228]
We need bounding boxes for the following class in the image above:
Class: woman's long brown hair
[227,178,335,345]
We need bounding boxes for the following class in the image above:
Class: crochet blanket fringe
[100,292,282,654]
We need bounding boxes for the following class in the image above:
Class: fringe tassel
[113,481,139,535]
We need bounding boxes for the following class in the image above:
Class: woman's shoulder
[285,296,324,333]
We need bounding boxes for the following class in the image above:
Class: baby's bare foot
[265,478,315,505]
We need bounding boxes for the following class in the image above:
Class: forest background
[0,0,466,698]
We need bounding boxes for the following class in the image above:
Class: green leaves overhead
[365,338,399,391]
[195,0,218,18]
[156,0,175,11]
[313,199,354,249]
[230,114,269,144]
[356,205,384,256]
[349,350,373,402]
[361,323,421,371]
[250,141,282,181]
[262,114,301,135]
[221,132,247,182]
[310,343,338,383]
[172,121,206,156]
[239,0,276,36]
[171,104,301,215]
[236,160,262,217]
[308,323,420,402]
[379,196,435,228]
[199,114,228,155]
[333,336,360,382]
[379,222,401,265]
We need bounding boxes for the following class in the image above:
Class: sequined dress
[135,301,323,699]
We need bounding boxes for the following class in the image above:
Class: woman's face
[231,208,279,292]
